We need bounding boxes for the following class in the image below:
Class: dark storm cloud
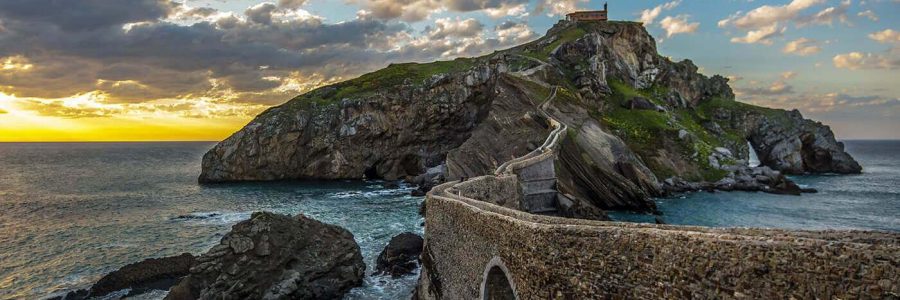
[0,1,411,106]
[0,0,178,32]
[0,0,532,114]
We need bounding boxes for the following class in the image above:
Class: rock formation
[49,253,196,300]
[375,232,424,277]
[165,212,364,300]
[199,20,860,216]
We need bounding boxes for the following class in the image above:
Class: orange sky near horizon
[0,100,249,142]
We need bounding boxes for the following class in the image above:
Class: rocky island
[200,19,860,218]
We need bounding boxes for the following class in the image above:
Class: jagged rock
[723,109,861,174]
[165,212,364,300]
[91,253,196,298]
[375,232,424,277]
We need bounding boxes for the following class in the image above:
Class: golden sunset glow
[0,92,262,141]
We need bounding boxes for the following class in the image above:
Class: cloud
[782,38,821,55]
[743,91,899,115]
[277,0,308,9]
[356,0,529,21]
[638,1,680,25]
[833,49,900,70]
[426,17,484,39]
[796,0,851,27]
[717,0,853,46]
[245,3,278,25]
[484,3,528,18]
[857,10,878,22]
[0,0,179,32]
[534,0,589,17]
[357,0,441,22]
[738,81,795,96]
[659,15,699,37]
[730,23,785,45]
[869,29,900,44]
[495,20,536,44]
[718,0,823,30]
[0,0,550,118]
[781,71,798,80]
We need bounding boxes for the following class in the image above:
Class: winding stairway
[494,85,568,214]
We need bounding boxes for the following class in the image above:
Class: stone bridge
[415,86,900,299]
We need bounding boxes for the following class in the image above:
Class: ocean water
[0,141,897,299]
[0,142,422,299]
[611,140,900,232]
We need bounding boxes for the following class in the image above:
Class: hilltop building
[566,2,608,22]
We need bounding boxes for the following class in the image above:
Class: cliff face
[200,20,860,215]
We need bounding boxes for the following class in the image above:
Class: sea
[0,140,897,299]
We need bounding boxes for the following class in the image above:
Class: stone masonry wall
[416,181,900,300]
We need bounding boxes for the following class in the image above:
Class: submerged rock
[165,212,365,300]
[375,232,424,277]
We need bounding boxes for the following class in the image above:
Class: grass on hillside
[288,58,477,108]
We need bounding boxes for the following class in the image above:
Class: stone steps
[523,189,558,213]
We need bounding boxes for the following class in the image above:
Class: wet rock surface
[165,212,365,300]
[375,232,424,277]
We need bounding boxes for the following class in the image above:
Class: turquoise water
[0,142,422,299]
[0,141,897,299]
[610,140,900,232]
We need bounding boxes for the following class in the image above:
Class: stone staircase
[495,85,568,215]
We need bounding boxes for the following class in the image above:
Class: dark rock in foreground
[165,212,365,300]
[376,232,424,277]
[49,253,196,300]
[92,253,196,297]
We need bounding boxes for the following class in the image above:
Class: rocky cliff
[200,20,860,215]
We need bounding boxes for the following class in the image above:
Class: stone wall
[416,181,900,300]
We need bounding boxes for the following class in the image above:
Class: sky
[0,0,897,141]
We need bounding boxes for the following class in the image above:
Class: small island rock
[165,212,365,300]
[375,232,424,277]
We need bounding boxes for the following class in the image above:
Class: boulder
[165,212,365,300]
[375,232,424,277]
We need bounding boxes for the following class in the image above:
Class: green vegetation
[288,58,477,108]
[597,79,737,181]
[600,80,673,151]
[522,25,587,61]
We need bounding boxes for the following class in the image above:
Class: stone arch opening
[480,257,517,300]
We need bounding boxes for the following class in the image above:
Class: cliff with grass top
[199,20,860,216]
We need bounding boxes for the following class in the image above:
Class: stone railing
[494,86,566,176]
[417,181,899,299]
